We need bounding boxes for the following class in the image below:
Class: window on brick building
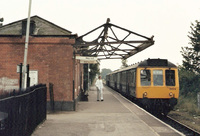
[22,20,35,35]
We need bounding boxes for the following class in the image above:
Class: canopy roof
[73,19,154,60]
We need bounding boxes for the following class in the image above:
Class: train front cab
[136,67,179,113]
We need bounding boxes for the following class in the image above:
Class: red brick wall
[0,36,79,102]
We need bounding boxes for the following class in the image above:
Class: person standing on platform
[95,75,104,101]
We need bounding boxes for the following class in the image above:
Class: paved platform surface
[32,86,183,136]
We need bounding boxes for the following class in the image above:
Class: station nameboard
[76,56,97,61]
[80,60,97,64]
[76,56,98,64]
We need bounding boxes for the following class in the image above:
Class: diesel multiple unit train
[106,59,179,115]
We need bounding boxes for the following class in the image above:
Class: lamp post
[22,0,32,89]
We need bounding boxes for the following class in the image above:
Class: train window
[140,70,151,86]
[153,70,163,86]
[165,70,175,86]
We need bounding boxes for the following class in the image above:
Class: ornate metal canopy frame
[73,19,154,60]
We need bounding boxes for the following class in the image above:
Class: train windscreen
[165,70,175,86]
[140,70,151,86]
[153,70,163,86]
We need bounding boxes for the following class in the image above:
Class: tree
[0,17,3,26]
[89,63,100,84]
[181,20,200,74]
[101,68,112,80]
[180,20,200,95]
[178,65,200,96]
[121,59,128,68]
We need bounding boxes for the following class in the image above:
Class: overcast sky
[1,0,200,71]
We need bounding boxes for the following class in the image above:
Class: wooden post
[49,83,54,112]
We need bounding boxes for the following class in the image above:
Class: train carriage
[106,59,179,115]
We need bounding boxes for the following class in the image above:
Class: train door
[121,71,126,94]
[129,69,136,97]
[106,75,110,86]
[110,74,114,88]
[114,73,117,90]
[126,70,131,95]
[119,72,122,92]
[117,72,120,91]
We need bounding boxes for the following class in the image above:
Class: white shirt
[95,79,103,90]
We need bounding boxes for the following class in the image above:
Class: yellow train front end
[136,67,179,99]
[136,66,179,115]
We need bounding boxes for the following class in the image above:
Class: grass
[168,93,200,132]
[175,93,200,116]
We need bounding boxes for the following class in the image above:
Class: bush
[176,93,200,116]
[178,67,200,96]
[177,66,200,116]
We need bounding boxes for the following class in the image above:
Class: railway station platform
[32,85,183,136]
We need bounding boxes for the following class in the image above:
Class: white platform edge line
[106,86,184,136]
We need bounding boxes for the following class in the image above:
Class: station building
[0,16,83,111]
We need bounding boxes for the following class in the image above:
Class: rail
[161,116,200,136]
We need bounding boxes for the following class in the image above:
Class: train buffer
[32,85,183,136]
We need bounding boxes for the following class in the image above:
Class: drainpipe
[73,50,76,111]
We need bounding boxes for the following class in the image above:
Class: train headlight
[169,92,173,97]
[143,92,147,97]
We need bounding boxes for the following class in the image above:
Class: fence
[0,84,47,136]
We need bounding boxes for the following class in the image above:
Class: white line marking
[106,86,184,136]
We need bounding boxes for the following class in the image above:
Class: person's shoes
[97,100,99,101]
[101,100,104,101]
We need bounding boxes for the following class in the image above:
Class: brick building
[0,16,83,111]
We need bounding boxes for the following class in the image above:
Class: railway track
[110,87,200,135]
[157,115,200,136]
[129,96,200,135]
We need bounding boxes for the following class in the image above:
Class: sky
[1,0,200,71]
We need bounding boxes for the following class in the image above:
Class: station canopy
[73,19,154,60]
